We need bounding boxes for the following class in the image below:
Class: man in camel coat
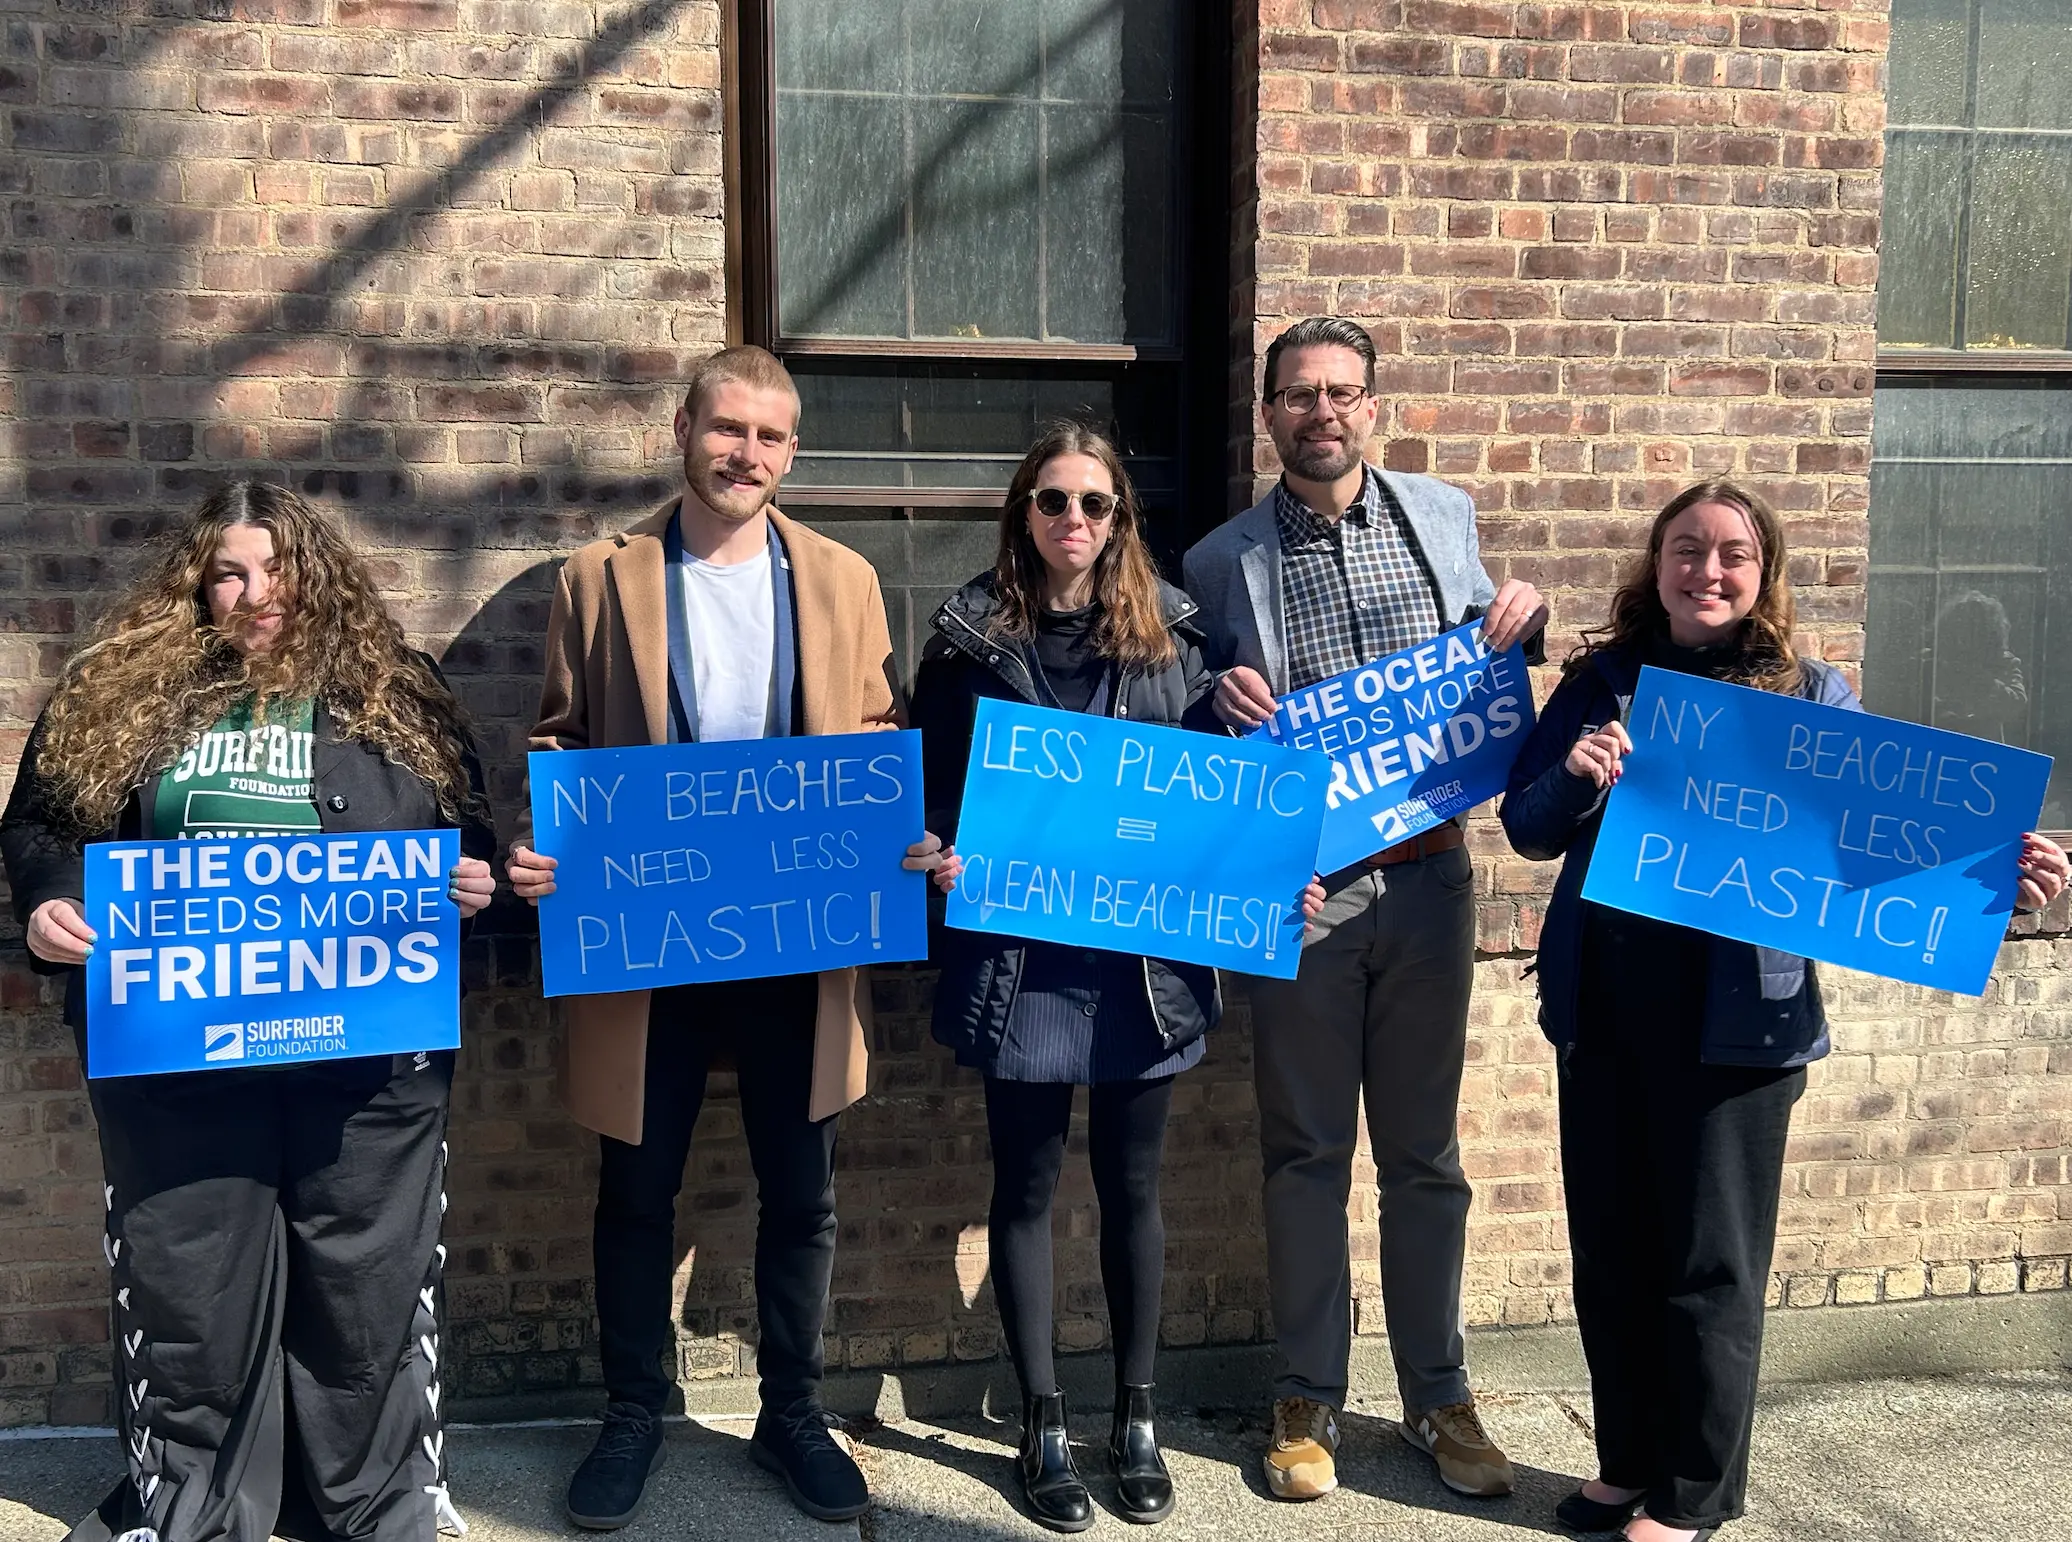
[507,345,943,1529]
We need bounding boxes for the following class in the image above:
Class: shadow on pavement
[0,1435,116,1539]
[857,1407,1581,1538]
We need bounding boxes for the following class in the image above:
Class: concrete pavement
[4,1371,2066,1541]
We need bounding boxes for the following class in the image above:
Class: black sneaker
[749,1401,870,1522]
[565,1402,666,1529]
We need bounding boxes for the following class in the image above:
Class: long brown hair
[35,481,481,831]
[989,423,1177,671]
[1568,478,1803,694]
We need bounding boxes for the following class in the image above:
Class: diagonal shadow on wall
[0,0,1242,1433]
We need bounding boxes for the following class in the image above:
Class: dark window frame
[722,0,1228,531]
[731,0,1189,365]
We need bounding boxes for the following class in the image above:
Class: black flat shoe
[1556,1488,1645,1531]
[1109,1383,1175,1524]
[565,1402,666,1530]
[749,1400,870,1522]
[1019,1391,1094,1533]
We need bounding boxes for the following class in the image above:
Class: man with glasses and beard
[1183,318,1548,1508]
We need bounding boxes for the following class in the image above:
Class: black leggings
[985,1075,1175,1397]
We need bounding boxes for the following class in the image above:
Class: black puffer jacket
[910,572,1224,1062]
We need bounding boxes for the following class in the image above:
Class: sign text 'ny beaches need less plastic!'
[1582,667,2052,997]
[527,731,929,996]
[946,699,1331,978]
[1251,620,1535,873]
[83,829,463,1078]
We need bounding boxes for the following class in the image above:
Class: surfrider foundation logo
[203,1022,246,1063]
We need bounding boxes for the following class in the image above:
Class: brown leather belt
[1361,823,1466,869]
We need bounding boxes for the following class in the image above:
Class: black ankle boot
[1018,1391,1093,1533]
[1109,1383,1174,1523]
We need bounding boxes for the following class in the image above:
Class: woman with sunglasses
[912,423,1315,1531]
[1499,479,2067,1542]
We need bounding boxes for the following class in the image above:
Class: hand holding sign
[1213,666,1278,731]
[28,896,96,965]
[2017,831,2071,913]
[1564,720,1632,790]
[1477,578,1549,653]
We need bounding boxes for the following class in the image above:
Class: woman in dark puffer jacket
[912,422,1319,1532]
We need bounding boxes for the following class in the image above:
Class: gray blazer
[1181,470,1502,691]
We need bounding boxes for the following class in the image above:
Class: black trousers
[72,1052,456,1542]
[1563,910,1805,1529]
[594,973,836,1414]
[984,1075,1175,1398]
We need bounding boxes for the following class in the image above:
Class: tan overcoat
[522,501,905,1140]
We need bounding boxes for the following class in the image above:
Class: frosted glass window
[769,0,1179,347]
[1864,378,2072,826]
[1879,0,2072,350]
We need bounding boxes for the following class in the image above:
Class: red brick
[1738,14,1837,51]
[1567,45,1677,83]
[1348,37,1453,74]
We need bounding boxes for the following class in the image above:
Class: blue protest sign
[1252,621,1535,874]
[944,699,1331,978]
[528,732,928,996]
[1581,666,2051,996]
[83,829,463,1078]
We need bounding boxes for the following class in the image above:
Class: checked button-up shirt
[1274,466,1443,692]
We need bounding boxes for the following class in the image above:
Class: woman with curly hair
[1498,480,2067,1542]
[2,481,498,1542]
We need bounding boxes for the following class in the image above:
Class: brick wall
[2,0,2068,1430]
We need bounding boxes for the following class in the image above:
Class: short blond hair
[682,345,801,427]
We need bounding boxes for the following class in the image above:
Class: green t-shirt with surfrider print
[155,696,322,839]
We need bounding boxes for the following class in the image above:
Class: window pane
[1865,378,2072,827]
[768,0,1180,346]
[773,4,904,93]
[1876,132,1965,347]
[1044,108,1174,342]
[1047,0,1176,104]
[1977,0,2072,130]
[1963,135,2072,349]
[910,100,1041,340]
[774,93,908,337]
[1888,0,1971,125]
[907,0,1042,96]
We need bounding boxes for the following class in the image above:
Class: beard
[690,458,780,524]
[1277,426,1369,483]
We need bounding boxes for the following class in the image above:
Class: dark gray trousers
[72,1053,456,1542]
[1244,847,1477,1415]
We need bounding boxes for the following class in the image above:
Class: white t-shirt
[681,547,775,742]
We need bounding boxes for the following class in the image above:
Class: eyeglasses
[1267,382,1370,416]
[1030,486,1119,522]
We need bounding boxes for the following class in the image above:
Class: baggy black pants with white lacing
[70,1051,460,1542]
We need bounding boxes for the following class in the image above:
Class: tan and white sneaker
[1401,1399,1515,1497]
[1263,1395,1339,1500]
